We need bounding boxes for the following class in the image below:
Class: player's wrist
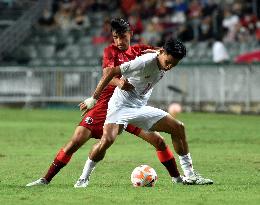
[91,95,98,101]
[83,96,96,104]
[83,97,97,110]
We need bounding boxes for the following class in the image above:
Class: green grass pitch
[0,108,259,205]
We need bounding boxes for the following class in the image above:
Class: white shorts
[104,106,168,131]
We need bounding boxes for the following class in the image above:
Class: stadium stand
[0,0,259,66]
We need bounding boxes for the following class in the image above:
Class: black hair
[110,18,131,34]
[163,39,186,60]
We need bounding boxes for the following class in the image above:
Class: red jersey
[79,43,153,138]
[91,43,153,116]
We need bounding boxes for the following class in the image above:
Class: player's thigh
[102,123,124,143]
[138,130,166,149]
[71,126,92,144]
[63,126,92,154]
[150,115,183,134]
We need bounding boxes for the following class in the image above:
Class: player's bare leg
[151,115,188,155]
[151,115,213,185]
[137,130,182,183]
[90,123,122,161]
[26,126,92,187]
[74,123,122,188]
[63,126,92,155]
[75,126,182,188]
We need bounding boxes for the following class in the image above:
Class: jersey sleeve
[102,47,116,68]
[119,55,144,77]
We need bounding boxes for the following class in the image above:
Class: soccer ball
[131,165,158,187]
[168,102,182,118]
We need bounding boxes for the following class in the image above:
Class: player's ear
[159,48,164,54]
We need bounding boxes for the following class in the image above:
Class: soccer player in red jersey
[26,18,182,187]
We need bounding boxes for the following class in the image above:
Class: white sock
[80,157,97,180]
[179,153,194,177]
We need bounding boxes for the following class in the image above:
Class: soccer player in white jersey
[78,39,213,186]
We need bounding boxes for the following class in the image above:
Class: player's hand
[141,49,157,54]
[118,78,135,91]
[78,97,97,116]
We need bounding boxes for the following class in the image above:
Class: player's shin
[169,122,194,177]
[44,149,72,182]
[79,157,97,180]
[171,136,194,177]
[156,146,180,179]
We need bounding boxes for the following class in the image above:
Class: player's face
[158,52,180,71]
[112,31,131,51]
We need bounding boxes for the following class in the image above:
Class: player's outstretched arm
[141,47,162,54]
[79,66,121,115]
[93,66,121,99]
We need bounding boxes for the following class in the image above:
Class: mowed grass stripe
[0,108,259,205]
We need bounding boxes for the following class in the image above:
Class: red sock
[157,146,180,178]
[44,149,72,182]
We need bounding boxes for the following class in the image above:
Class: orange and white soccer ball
[131,165,158,187]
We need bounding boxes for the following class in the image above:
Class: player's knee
[76,128,87,138]
[72,133,84,146]
[104,137,115,146]
[102,128,117,147]
[168,120,185,139]
[155,136,167,150]
[175,121,186,140]
[68,130,88,151]
[101,135,115,147]
[178,121,185,132]
[171,120,185,133]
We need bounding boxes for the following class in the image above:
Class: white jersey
[109,53,165,109]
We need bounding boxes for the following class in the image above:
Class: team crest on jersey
[121,62,130,72]
[85,117,93,124]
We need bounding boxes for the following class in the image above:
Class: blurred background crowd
[0,0,259,66]
[0,0,259,112]
[38,0,259,45]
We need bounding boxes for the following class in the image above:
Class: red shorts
[78,106,141,139]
